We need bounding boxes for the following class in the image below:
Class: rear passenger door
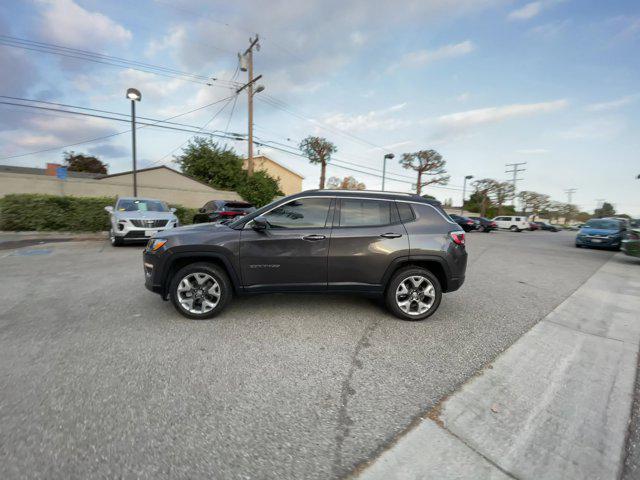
[328,198,408,291]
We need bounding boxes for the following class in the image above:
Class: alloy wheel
[395,275,436,316]
[176,272,221,315]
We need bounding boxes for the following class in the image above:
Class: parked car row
[447,214,562,234]
[105,197,255,247]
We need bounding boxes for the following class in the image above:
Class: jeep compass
[143,190,467,321]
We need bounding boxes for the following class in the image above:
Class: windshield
[583,219,620,230]
[117,199,169,212]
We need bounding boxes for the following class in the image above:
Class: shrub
[169,204,198,225]
[236,170,284,207]
[0,194,114,231]
[0,194,197,231]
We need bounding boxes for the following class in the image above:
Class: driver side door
[239,197,334,292]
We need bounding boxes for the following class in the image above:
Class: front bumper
[114,221,177,242]
[576,236,621,248]
[143,250,165,295]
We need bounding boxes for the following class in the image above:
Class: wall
[243,156,303,196]
[0,170,241,208]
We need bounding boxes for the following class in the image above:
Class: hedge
[0,194,197,232]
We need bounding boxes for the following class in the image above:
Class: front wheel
[510,225,520,232]
[169,263,232,319]
[385,267,442,321]
[110,229,123,246]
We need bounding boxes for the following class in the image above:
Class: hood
[154,222,231,238]
[115,210,177,220]
[579,227,620,236]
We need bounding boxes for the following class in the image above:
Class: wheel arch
[163,253,241,298]
[382,256,450,293]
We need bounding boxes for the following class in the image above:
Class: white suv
[492,215,530,232]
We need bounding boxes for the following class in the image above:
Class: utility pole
[565,188,577,205]
[505,162,526,207]
[381,153,394,191]
[238,35,260,176]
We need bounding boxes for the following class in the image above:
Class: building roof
[0,164,100,178]
[252,155,305,179]
[98,165,229,191]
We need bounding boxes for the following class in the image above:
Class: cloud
[391,41,475,71]
[528,19,570,38]
[323,103,410,132]
[87,143,128,158]
[37,0,132,49]
[456,92,471,102]
[508,0,565,21]
[559,118,625,140]
[508,2,542,21]
[436,99,568,129]
[584,94,639,112]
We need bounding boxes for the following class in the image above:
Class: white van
[492,216,530,232]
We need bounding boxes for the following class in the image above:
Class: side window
[339,199,391,227]
[264,198,331,229]
[515,217,521,221]
[204,201,217,211]
[397,202,415,223]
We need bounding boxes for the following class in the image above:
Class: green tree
[491,181,515,216]
[175,137,245,190]
[399,149,449,195]
[299,136,337,189]
[63,151,108,174]
[595,202,615,218]
[471,178,497,217]
[236,171,283,207]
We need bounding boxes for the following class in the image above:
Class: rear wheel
[385,267,442,321]
[169,262,232,319]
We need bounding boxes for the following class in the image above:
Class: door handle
[302,234,326,241]
[380,232,402,239]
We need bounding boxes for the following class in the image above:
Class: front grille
[130,219,168,228]
[124,231,147,238]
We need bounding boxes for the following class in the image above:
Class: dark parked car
[192,200,255,224]
[468,216,497,232]
[143,190,468,321]
[449,214,477,232]
[532,221,559,232]
[575,218,626,250]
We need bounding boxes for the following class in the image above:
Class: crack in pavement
[332,317,381,478]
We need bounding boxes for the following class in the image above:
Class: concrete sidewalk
[355,255,640,480]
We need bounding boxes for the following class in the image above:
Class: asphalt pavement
[0,229,626,479]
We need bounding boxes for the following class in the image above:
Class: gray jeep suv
[143,190,467,321]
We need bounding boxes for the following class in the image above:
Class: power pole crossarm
[505,162,526,207]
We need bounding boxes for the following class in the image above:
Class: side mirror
[252,215,269,231]
[104,206,113,213]
[199,208,206,213]
[170,207,177,213]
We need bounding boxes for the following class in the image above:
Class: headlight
[147,238,167,252]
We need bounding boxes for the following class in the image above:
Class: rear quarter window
[410,203,454,227]
[396,202,415,223]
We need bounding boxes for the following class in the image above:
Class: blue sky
[1,0,639,214]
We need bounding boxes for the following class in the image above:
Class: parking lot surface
[0,230,618,479]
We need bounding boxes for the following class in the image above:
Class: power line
[505,161,526,205]
[0,35,236,89]
[0,96,241,161]
[152,94,239,166]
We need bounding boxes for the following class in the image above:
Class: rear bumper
[447,275,465,292]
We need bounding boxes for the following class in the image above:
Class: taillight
[467,221,474,225]
[450,231,465,246]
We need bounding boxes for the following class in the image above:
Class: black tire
[385,267,442,321]
[169,262,232,319]
[110,229,123,246]
[510,225,521,232]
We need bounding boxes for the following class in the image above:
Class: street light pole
[126,88,142,197]
[461,175,474,214]
[382,153,394,191]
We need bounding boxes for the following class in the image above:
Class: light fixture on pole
[126,88,141,197]
[382,153,395,191]
[461,175,473,214]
